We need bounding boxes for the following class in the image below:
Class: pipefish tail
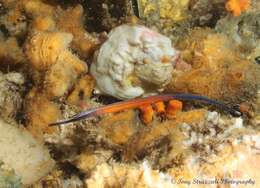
[49,94,242,126]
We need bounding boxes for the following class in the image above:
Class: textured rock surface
[0,119,55,185]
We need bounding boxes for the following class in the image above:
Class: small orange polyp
[154,101,166,114]
[138,104,154,125]
[166,100,183,118]
[161,56,171,64]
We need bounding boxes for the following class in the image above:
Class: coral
[139,0,227,44]
[0,37,26,69]
[0,71,24,120]
[160,0,190,20]
[25,31,87,98]
[0,118,55,185]
[91,24,178,99]
[225,0,251,16]
[23,0,55,17]
[166,28,259,102]
[23,2,99,57]
[31,16,56,32]
[44,60,82,98]
[24,88,61,140]
[26,31,80,70]
[98,110,138,145]
[67,74,95,106]
[56,5,100,58]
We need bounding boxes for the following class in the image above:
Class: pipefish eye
[229,104,243,117]
[255,56,260,64]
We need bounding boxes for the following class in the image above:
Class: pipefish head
[224,104,243,117]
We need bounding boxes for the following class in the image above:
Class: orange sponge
[225,0,251,16]
[166,100,183,119]
[139,104,154,125]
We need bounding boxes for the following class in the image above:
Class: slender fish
[49,94,242,126]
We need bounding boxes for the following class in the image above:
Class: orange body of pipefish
[95,95,174,115]
[96,97,183,125]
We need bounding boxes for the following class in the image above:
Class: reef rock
[91,24,178,99]
[0,161,22,188]
[0,71,24,120]
[0,119,55,185]
[216,11,260,61]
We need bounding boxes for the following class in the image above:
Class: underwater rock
[188,0,226,26]
[0,161,22,188]
[82,0,131,32]
[166,113,260,187]
[139,0,227,44]
[110,110,259,187]
[216,11,260,61]
[86,161,175,188]
[74,150,112,174]
[0,71,24,120]
[167,28,259,102]
[91,24,178,99]
[0,118,55,185]
[123,109,207,162]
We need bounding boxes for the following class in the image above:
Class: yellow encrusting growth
[67,75,95,106]
[140,0,189,21]
[24,88,61,141]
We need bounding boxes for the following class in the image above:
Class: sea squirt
[90,24,179,99]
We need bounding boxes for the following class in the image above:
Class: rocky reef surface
[0,0,259,187]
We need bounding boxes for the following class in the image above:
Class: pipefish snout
[49,94,242,126]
